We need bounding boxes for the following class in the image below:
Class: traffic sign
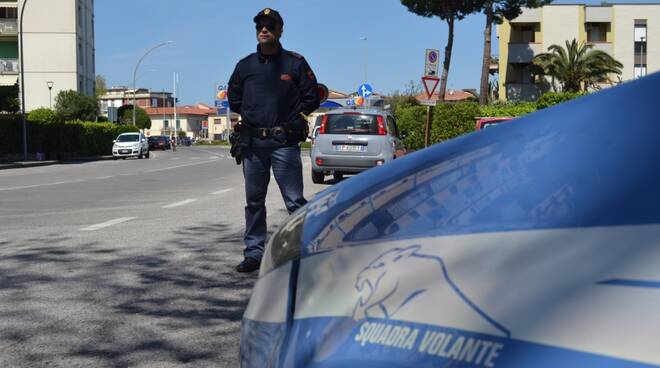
[215,100,228,108]
[425,49,440,77]
[422,76,440,99]
[419,99,437,106]
[357,83,373,98]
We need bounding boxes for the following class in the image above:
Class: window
[176,120,180,130]
[634,20,647,78]
[163,120,169,129]
[386,117,398,137]
[586,23,608,42]
[325,114,379,135]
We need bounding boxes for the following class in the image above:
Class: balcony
[508,43,542,63]
[506,83,541,102]
[0,19,17,35]
[0,58,18,74]
[588,42,613,55]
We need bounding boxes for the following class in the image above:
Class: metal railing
[0,58,19,74]
[0,20,18,35]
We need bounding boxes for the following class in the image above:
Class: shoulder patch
[287,51,305,60]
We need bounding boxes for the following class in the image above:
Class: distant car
[112,132,149,159]
[310,108,405,184]
[475,116,513,130]
[148,136,171,150]
[240,74,660,367]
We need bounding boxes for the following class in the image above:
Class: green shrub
[28,108,60,124]
[479,102,537,117]
[54,90,99,122]
[0,117,138,157]
[431,102,481,144]
[536,91,585,109]
[394,105,427,151]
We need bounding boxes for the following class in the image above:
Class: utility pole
[19,0,28,161]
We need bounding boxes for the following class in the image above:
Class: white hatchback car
[112,132,150,159]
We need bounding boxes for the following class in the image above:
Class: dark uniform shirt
[228,44,320,146]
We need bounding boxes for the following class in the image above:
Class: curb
[0,155,115,170]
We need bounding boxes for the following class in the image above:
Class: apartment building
[98,87,175,116]
[498,3,658,101]
[5,0,95,110]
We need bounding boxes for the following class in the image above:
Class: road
[0,146,327,367]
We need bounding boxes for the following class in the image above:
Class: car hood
[243,73,660,368]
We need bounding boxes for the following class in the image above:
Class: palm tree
[532,39,623,93]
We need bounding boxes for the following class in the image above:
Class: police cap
[253,8,284,27]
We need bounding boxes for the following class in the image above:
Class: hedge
[394,91,586,151]
[0,116,138,158]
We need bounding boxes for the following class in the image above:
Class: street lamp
[132,41,173,126]
[46,81,54,108]
[19,0,28,161]
[360,36,368,84]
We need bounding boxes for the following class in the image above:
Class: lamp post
[132,41,173,126]
[19,0,28,161]
[46,80,53,108]
[360,36,368,84]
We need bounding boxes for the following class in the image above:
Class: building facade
[498,3,659,101]
[145,105,215,139]
[9,0,95,110]
[98,87,174,117]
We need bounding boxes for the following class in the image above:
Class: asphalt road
[0,146,328,367]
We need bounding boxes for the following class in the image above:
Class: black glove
[283,115,309,143]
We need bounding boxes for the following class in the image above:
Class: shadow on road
[0,219,285,367]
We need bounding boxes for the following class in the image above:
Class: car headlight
[259,206,306,276]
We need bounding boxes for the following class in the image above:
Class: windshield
[117,135,139,142]
[325,114,379,135]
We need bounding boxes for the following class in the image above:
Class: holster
[229,122,250,165]
[283,114,309,144]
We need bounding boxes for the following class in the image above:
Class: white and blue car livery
[241,73,660,367]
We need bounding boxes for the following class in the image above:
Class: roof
[146,106,213,116]
[415,89,478,102]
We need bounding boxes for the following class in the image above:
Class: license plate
[334,145,365,152]
[119,149,131,154]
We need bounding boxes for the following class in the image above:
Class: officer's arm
[227,65,242,114]
[297,59,320,115]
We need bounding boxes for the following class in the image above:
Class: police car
[241,73,660,367]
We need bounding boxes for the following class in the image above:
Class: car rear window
[117,135,139,142]
[325,114,379,135]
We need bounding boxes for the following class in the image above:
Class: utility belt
[248,126,286,139]
[229,117,309,165]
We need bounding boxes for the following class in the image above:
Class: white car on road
[112,132,150,159]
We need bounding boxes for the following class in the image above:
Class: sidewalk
[0,155,114,170]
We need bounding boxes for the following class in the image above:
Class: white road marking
[209,156,219,159]
[95,176,114,179]
[0,179,85,191]
[80,217,136,231]
[161,198,198,208]
[144,160,218,173]
[171,157,181,161]
[212,189,232,195]
[191,157,200,160]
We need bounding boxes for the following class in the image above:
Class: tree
[54,90,99,121]
[401,0,477,103]
[119,104,151,130]
[476,0,551,105]
[95,75,107,96]
[0,83,19,113]
[532,39,623,93]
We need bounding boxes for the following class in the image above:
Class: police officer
[228,8,320,273]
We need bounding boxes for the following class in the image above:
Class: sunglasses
[255,23,276,32]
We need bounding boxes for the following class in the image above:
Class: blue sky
[96,0,655,105]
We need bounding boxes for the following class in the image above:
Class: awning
[0,75,18,87]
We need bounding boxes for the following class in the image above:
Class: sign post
[421,75,440,148]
